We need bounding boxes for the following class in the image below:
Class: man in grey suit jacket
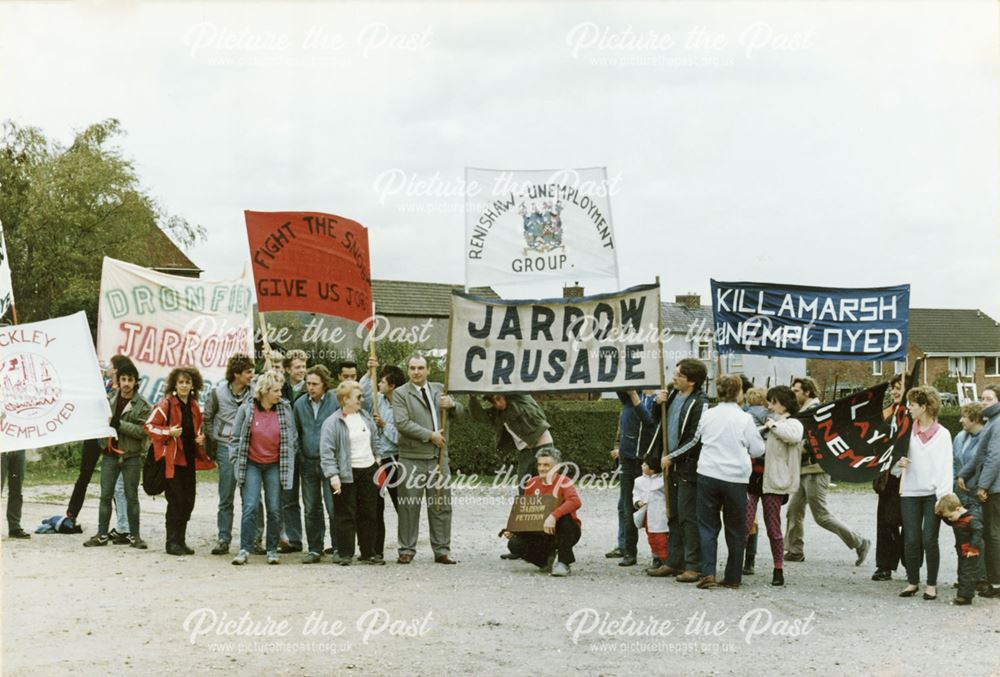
[392,354,464,564]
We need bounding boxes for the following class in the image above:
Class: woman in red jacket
[146,366,215,555]
[503,447,582,576]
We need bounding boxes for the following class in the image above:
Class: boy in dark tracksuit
[936,494,985,605]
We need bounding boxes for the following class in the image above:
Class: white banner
[464,167,619,287]
[0,312,114,452]
[97,257,254,404]
[0,219,13,321]
[447,283,663,394]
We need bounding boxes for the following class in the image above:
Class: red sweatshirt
[523,474,582,528]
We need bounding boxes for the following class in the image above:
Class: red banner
[244,210,372,324]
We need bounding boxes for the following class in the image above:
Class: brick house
[807,308,1000,399]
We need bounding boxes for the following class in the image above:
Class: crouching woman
[503,447,582,577]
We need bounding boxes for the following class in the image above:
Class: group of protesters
[3,346,998,601]
[602,360,1000,604]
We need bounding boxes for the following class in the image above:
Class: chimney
[563,283,584,298]
[675,293,700,310]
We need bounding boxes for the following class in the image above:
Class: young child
[935,493,985,605]
[633,463,668,569]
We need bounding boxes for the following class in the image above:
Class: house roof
[141,225,202,275]
[374,280,498,317]
[662,302,714,335]
[909,308,1000,354]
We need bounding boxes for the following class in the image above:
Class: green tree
[0,118,204,330]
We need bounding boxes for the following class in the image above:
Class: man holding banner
[393,354,463,565]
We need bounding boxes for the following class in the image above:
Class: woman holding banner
[230,371,298,565]
[145,366,215,556]
[893,386,953,600]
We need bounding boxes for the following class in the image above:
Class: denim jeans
[216,443,237,542]
[616,457,642,557]
[900,494,941,586]
[696,473,748,585]
[300,456,331,555]
[114,474,128,533]
[239,461,281,553]
[98,454,142,538]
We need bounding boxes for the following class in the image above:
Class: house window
[697,339,712,360]
[872,361,883,376]
[728,353,743,371]
[987,357,1000,377]
[948,357,975,376]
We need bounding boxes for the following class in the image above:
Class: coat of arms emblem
[519,200,564,254]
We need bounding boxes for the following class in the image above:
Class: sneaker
[83,534,109,547]
[302,552,322,564]
[604,547,625,558]
[551,561,571,577]
[855,538,871,567]
[232,550,249,565]
[267,551,279,565]
[618,555,638,567]
[108,529,131,545]
[211,540,231,556]
[129,536,148,550]
[334,554,352,566]
[784,552,805,562]
[8,528,30,539]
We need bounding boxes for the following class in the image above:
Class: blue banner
[711,280,909,361]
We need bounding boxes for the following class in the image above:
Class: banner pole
[258,310,273,367]
[368,300,378,386]
[10,302,17,326]
[436,299,456,513]
[655,277,670,520]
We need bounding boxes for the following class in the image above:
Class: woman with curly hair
[145,366,216,556]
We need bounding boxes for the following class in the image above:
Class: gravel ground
[2,479,999,676]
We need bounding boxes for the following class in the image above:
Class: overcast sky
[2,1,997,320]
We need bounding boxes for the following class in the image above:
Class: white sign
[0,219,13,321]
[447,283,663,394]
[0,312,114,451]
[464,167,619,287]
[97,257,254,404]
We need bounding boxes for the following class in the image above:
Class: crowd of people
[2,350,999,604]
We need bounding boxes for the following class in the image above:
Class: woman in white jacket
[746,385,803,587]
[893,386,953,601]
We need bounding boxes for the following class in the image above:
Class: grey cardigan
[319,410,378,483]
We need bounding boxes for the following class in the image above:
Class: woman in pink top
[230,371,298,565]
[893,386,953,600]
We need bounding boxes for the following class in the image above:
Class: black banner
[798,382,912,483]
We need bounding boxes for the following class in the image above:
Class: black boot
[165,525,185,556]
[772,568,785,586]
[178,522,195,555]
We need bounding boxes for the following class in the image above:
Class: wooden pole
[436,297,457,512]
[258,310,273,367]
[9,302,17,325]
[368,300,378,387]
[655,277,670,520]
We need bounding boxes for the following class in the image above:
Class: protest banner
[711,280,909,361]
[0,220,13,322]
[244,210,373,324]
[97,257,254,404]
[1,312,115,452]
[505,494,559,533]
[797,381,911,483]
[464,167,619,287]
[446,283,662,394]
